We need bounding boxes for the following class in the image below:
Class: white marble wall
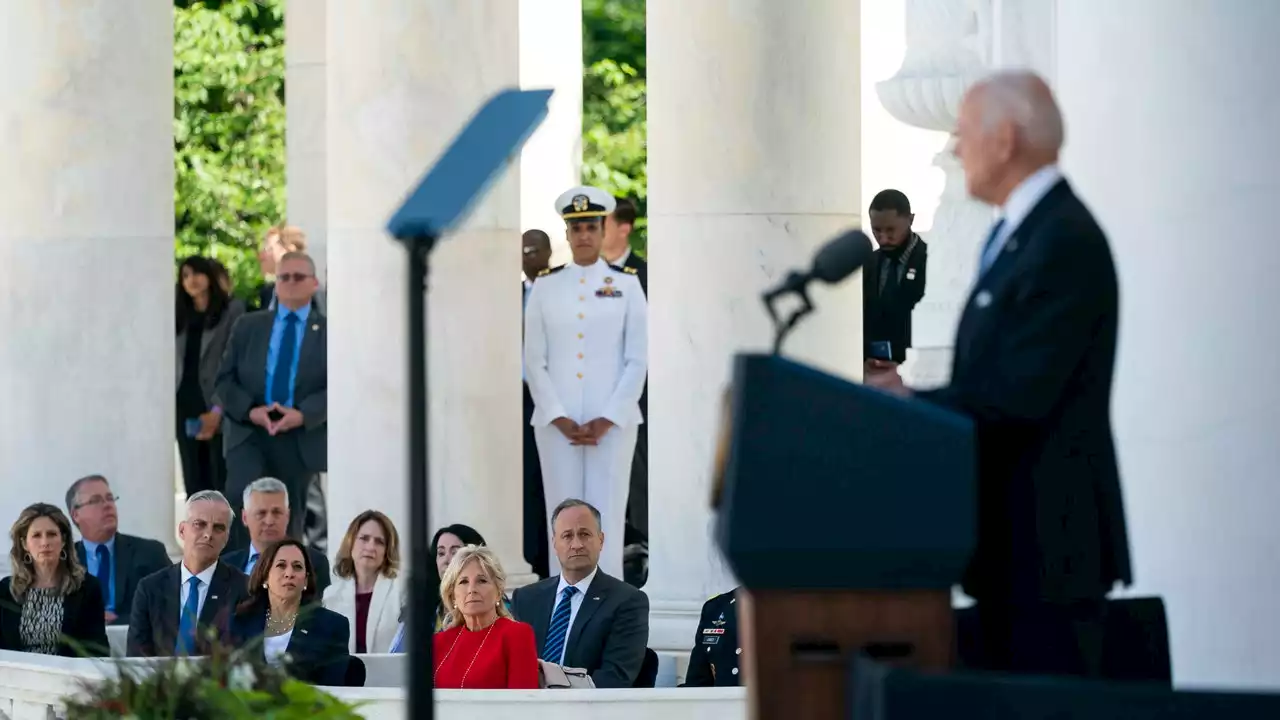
[1055,1,1280,689]
[0,1,177,566]
[324,0,580,578]
[645,0,864,650]
[286,0,328,280]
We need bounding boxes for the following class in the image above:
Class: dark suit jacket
[510,570,649,688]
[918,180,1131,603]
[621,251,648,418]
[0,575,110,657]
[682,588,741,687]
[215,307,328,472]
[230,600,350,686]
[126,562,250,657]
[220,546,331,597]
[74,533,171,625]
[863,236,927,363]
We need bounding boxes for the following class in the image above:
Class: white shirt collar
[181,561,218,587]
[556,566,598,597]
[609,246,631,267]
[999,164,1063,233]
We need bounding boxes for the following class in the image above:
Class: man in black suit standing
[220,477,330,594]
[522,229,554,579]
[602,198,649,585]
[216,251,327,551]
[863,189,928,364]
[511,498,649,688]
[67,475,171,626]
[865,70,1132,678]
[127,490,249,656]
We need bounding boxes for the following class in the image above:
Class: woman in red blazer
[433,545,539,689]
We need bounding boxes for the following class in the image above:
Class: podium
[715,353,976,719]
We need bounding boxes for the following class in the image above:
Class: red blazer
[433,616,539,689]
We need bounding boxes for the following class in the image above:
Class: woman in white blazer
[323,510,406,654]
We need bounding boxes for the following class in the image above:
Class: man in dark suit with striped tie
[510,498,648,687]
[865,71,1131,678]
[216,251,328,552]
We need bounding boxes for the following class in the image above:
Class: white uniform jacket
[524,259,648,428]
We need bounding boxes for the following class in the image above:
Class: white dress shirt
[980,164,1064,273]
[264,630,293,666]
[551,567,597,665]
[179,562,218,622]
[608,246,631,267]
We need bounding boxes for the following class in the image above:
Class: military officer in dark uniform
[682,588,742,687]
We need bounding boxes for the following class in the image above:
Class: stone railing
[0,650,742,719]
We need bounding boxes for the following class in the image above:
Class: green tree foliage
[582,0,647,255]
[174,0,284,299]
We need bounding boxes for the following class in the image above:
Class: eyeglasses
[277,272,313,283]
[76,494,119,510]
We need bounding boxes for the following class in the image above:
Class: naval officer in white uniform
[524,186,648,578]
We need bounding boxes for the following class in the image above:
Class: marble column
[0,2,177,571]
[324,0,579,577]
[874,0,993,389]
[1055,1,1280,689]
[285,0,328,281]
[645,0,863,650]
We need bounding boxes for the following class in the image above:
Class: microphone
[763,229,874,354]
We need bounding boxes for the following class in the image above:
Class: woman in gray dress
[0,503,109,656]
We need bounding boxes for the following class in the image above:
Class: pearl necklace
[435,621,496,688]
[266,608,297,636]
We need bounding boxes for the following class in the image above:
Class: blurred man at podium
[865,71,1132,678]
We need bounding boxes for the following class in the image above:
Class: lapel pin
[975,290,993,309]
[906,269,917,281]
[210,595,219,600]
[301,628,309,634]
[1007,240,1019,252]
[312,324,320,331]
[593,596,601,601]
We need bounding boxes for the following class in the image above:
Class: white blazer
[322,573,406,654]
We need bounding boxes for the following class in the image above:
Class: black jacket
[0,575,110,657]
[863,235,927,363]
[681,588,741,687]
[918,180,1132,603]
[74,533,171,625]
[230,600,351,686]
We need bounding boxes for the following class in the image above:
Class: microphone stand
[404,232,436,720]
[762,273,816,355]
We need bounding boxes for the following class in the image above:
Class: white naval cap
[555,185,616,221]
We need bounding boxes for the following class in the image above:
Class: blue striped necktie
[175,576,201,655]
[541,586,579,662]
[978,218,1008,276]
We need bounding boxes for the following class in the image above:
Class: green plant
[174,0,286,300]
[63,636,361,719]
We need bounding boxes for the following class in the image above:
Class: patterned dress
[19,587,65,655]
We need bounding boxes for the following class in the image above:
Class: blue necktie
[175,576,202,655]
[270,312,299,407]
[94,545,112,609]
[245,551,259,575]
[541,586,579,663]
[977,218,1007,275]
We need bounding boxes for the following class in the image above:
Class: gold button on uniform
[577,373,583,379]
[577,353,584,359]
[579,278,585,284]
[577,333,583,339]
[579,296,585,301]
[578,313,584,319]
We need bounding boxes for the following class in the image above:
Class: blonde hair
[264,224,308,253]
[7,504,85,602]
[439,545,512,629]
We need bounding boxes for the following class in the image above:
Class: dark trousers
[969,599,1109,678]
[522,383,549,578]
[176,419,226,498]
[224,429,314,552]
[625,423,648,542]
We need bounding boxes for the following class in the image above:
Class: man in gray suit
[68,475,171,626]
[215,251,327,551]
[511,498,649,688]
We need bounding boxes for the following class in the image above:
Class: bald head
[954,70,1064,205]
[522,228,552,278]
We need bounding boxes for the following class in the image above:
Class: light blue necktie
[269,312,299,407]
[245,551,259,575]
[175,576,202,655]
[977,218,1008,276]
[541,586,579,663]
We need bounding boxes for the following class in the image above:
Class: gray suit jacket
[177,299,245,403]
[214,307,327,472]
[511,570,649,688]
[74,533,171,625]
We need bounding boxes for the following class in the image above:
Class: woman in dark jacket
[231,538,351,686]
[0,504,109,657]
[175,255,245,497]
